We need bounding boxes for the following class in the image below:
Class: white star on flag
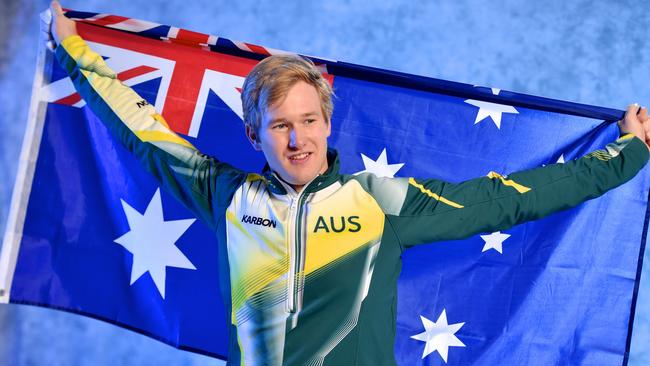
[114,189,197,299]
[464,99,519,129]
[480,231,511,254]
[356,148,404,177]
[411,309,466,362]
[542,154,565,167]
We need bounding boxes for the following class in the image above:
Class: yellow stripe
[246,173,267,183]
[487,171,531,193]
[584,150,612,161]
[151,113,171,129]
[61,35,86,62]
[408,178,464,208]
[619,133,634,141]
[592,155,611,161]
[134,113,196,148]
[238,334,245,366]
[133,130,195,148]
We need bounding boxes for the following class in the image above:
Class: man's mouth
[288,152,311,162]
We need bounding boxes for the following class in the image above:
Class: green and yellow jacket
[56,35,649,366]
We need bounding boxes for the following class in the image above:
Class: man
[47,1,650,365]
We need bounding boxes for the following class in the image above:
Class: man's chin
[273,170,307,186]
[284,173,318,189]
[288,177,311,187]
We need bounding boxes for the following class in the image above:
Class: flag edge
[623,187,650,365]
[0,30,51,304]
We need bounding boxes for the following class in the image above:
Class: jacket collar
[263,149,340,195]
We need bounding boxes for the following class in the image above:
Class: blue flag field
[0,10,648,365]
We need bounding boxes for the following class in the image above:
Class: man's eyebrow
[269,112,319,124]
[269,118,287,124]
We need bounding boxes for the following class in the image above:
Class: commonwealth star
[411,309,466,362]
[114,189,197,299]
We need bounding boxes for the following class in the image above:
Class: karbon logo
[242,214,277,228]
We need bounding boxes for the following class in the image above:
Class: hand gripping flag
[1,9,648,365]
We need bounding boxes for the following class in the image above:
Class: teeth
[290,153,309,160]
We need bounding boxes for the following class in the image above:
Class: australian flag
[1,9,647,365]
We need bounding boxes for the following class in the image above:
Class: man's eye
[305,119,316,124]
[272,123,287,129]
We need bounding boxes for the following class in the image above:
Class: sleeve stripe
[133,129,195,148]
[487,171,532,193]
[408,178,464,209]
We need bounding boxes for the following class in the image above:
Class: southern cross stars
[465,99,519,129]
[480,231,511,254]
[411,309,466,362]
[358,148,404,178]
[114,189,197,299]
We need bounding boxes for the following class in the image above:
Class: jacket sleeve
[55,35,245,228]
[386,133,649,249]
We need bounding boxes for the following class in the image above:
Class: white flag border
[0,28,51,304]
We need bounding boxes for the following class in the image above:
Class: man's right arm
[50,8,245,228]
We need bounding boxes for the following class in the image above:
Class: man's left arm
[387,106,650,249]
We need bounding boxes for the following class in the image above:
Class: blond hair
[241,55,333,135]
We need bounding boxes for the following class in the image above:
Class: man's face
[249,80,331,191]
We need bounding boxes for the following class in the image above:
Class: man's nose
[289,127,305,149]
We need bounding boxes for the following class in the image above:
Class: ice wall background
[0,0,649,364]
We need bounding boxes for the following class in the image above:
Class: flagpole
[0,14,53,303]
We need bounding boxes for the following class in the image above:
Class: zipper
[273,174,318,315]
[288,193,307,314]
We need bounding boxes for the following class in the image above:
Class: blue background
[1,1,649,365]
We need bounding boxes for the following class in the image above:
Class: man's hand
[41,1,77,50]
[618,103,650,150]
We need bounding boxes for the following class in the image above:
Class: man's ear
[245,124,262,151]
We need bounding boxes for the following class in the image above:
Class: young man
[48,2,650,365]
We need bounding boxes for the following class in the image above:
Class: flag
[1,9,647,365]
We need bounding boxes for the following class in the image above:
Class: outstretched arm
[388,112,649,248]
[44,1,246,228]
